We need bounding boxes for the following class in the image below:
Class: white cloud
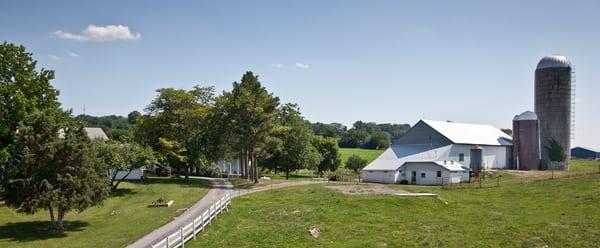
[271,63,284,69]
[49,54,60,60]
[295,63,310,69]
[68,51,80,58]
[54,24,141,41]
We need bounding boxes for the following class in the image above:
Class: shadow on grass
[0,220,88,242]
[129,177,212,189]
[110,188,137,197]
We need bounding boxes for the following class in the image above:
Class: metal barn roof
[363,144,453,171]
[84,127,109,140]
[422,120,512,146]
[536,54,571,69]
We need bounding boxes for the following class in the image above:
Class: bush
[155,166,172,177]
[346,155,368,173]
[399,179,408,185]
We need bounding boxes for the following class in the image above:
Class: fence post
[193,218,196,240]
[180,227,184,248]
[201,214,205,231]
[166,235,169,248]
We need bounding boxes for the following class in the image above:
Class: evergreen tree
[2,111,108,232]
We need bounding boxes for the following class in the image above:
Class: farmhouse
[362,119,512,184]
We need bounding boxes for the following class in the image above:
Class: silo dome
[536,54,571,69]
[513,111,538,121]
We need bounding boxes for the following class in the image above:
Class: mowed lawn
[189,173,599,247]
[339,148,384,164]
[0,177,210,248]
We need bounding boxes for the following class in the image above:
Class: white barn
[362,120,512,184]
[81,128,144,180]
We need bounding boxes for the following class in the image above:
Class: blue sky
[1,0,599,148]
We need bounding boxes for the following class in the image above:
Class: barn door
[411,171,416,184]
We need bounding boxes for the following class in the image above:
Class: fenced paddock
[151,193,231,248]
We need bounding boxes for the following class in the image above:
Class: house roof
[84,127,109,140]
[422,119,512,146]
[363,144,453,171]
[571,146,599,153]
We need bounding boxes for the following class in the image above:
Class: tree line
[309,121,411,150]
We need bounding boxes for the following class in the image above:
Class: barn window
[421,173,426,178]
[459,153,465,161]
[437,171,441,177]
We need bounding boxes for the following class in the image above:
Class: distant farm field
[0,177,210,248]
[189,165,600,247]
[339,148,385,164]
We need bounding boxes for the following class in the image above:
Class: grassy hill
[0,177,210,248]
[339,148,385,165]
[188,162,600,247]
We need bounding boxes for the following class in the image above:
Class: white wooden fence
[151,193,231,248]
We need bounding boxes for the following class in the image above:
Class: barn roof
[84,127,109,140]
[363,145,453,171]
[422,120,512,146]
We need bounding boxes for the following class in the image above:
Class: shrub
[155,166,172,177]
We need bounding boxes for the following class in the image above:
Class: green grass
[0,177,210,248]
[188,173,600,247]
[339,148,384,165]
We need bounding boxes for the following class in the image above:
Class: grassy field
[189,162,600,247]
[0,177,210,248]
[339,148,384,165]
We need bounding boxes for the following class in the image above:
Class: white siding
[110,168,143,180]
[398,162,468,185]
[449,144,509,169]
[362,170,398,184]
[215,159,241,176]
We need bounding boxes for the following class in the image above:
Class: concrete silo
[512,111,540,170]
[535,55,571,170]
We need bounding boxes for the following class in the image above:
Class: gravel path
[127,178,325,248]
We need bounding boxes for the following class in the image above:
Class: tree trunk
[56,207,65,232]
[112,169,134,191]
[253,154,258,184]
[184,164,190,181]
[245,150,250,180]
[48,205,56,230]
[285,169,290,180]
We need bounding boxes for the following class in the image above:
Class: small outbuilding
[571,147,599,160]
[398,161,469,185]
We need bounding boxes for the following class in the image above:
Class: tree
[2,111,108,232]
[127,111,141,125]
[311,135,341,177]
[346,155,368,173]
[261,104,319,179]
[218,72,280,183]
[0,42,60,174]
[545,138,566,162]
[501,128,513,136]
[339,128,369,148]
[363,131,391,150]
[135,86,215,180]
[310,122,341,138]
[97,141,156,191]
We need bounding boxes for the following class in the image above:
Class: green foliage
[0,42,60,165]
[74,114,133,135]
[309,122,346,138]
[339,128,369,148]
[345,154,368,173]
[362,131,390,150]
[545,138,566,162]
[261,103,319,179]
[311,135,341,177]
[2,111,108,231]
[501,128,513,136]
[135,86,215,180]
[95,141,156,191]
[127,110,141,125]
[217,72,280,182]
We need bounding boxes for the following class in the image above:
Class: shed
[571,147,599,159]
[399,161,468,185]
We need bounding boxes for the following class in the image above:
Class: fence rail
[151,193,231,248]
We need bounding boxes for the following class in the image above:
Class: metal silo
[512,111,540,170]
[535,55,571,170]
